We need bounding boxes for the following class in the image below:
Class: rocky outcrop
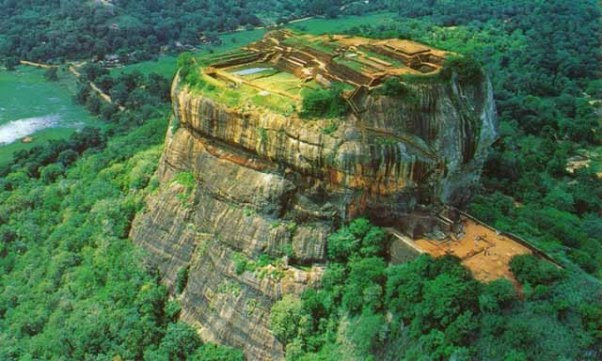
[130,39,496,360]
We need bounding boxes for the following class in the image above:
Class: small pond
[232,67,273,76]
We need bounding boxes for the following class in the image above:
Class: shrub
[232,252,249,275]
[185,69,206,88]
[175,266,189,294]
[440,55,484,84]
[191,343,245,361]
[375,77,417,103]
[172,172,196,191]
[509,255,564,286]
[177,52,195,78]
[85,94,102,115]
[270,295,304,345]
[479,279,517,313]
[44,67,58,81]
[40,163,65,184]
[300,83,350,119]
[321,120,338,135]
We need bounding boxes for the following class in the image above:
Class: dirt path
[21,60,123,111]
[230,16,315,33]
[65,63,125,111]
[288,16,315,24]
[19,60,58,69]
[67,64,81,77]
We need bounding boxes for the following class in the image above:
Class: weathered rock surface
[130,36,496,360]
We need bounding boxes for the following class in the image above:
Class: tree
[270,295,304,345]
[75,84,90,104]
[126,88,153,110]
[4,57,19,71]
[478,279,517,313]
[40,163,65,184]
[342,257,386,313]
[146,73,171,102]
[175,266,189,294]
[57,149,79,166]
[300,83,350,119]
[177,52,195,78]
[81,63,107,82]
[146,323,202,361]
[326,228,358,261]
[346,313,387,357]
[100,102,118,121]
[509,255,564,286]
[441,55,484,84]
[110,82,129,105]
[96,74,114,93]
[191,344,245,361]
[85,95,102,115]
[44,67,59,81]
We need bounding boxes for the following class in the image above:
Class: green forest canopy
[0,0,600,360]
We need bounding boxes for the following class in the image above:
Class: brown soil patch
[414,218,532,283]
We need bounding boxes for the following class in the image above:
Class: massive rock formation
[130,31,496,360]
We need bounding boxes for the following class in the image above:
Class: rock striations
[130,31,496,360]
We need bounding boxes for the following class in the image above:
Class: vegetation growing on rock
[272,219,601,361]
[440,55,484,84]
[374,77,418,104]
[300,83,350,119]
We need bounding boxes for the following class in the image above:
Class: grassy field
[0,67,99,166]
[110,29,267,78]
[111,12,399,79]
[191,69,299,114]
[282,34,337,54]
[289,12,398,35]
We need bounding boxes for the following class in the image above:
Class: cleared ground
[414,218,532,283]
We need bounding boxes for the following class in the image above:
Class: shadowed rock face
[130,39,496,360]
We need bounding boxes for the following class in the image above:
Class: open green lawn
[0,67,99,166]
[289,12,398,35]
[193,71,298,114]
[111,29,267,78]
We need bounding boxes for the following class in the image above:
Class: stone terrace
[199,30,449,112]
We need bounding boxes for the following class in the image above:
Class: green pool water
[0,67,98,166]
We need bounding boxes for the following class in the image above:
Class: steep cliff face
[130,34,496,360]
